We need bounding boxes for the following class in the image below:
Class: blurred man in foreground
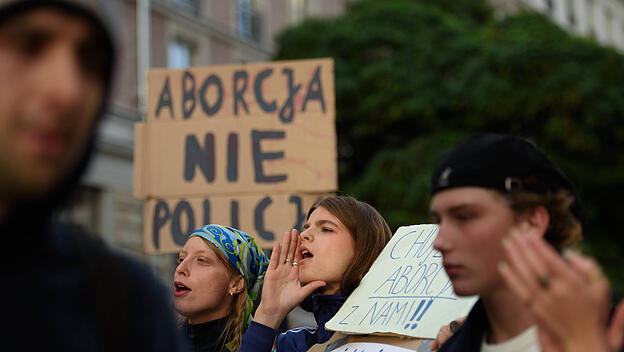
[430,133,624,352]
[0,1,184,349]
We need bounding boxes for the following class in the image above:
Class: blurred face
[0,8,105,210]
[174,237,238,324]
[298,206,355,294]
[430,187,515,297]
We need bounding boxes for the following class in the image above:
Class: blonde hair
[501,190,582,251]
[202,240,248,351]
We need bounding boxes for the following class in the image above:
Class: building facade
[64,0,350,283]
[494,0,624,50]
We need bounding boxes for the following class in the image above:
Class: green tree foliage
[274,0,624,299]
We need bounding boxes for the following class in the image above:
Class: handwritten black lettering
[155,76,173,118]
[230,200,239,229]
[184,133,215,183]
[233,70,249,115]
[198,74,223,116]
[251,130,287,183]
[152,200,170,249]
[182,71,196,119]
[172,200,194,246]
[278,68,301,123]
[254,68,276,113]
[226,133,238,182]
[301,65,326,113]
[254,196,274,240]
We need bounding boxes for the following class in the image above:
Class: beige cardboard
[346,334,426,348]
[146,58,334,122]
[307,332,426,352]
[144,192,329,253]
[136,59,337,255]
[133,115,336,198]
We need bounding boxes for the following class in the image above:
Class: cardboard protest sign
[134,59,336,253]
[133,115,335,197]
[330,342,418,352]
[146,58,334,122]
[144,192,328,254]
[326,224,477,339]
[307,333,429,352]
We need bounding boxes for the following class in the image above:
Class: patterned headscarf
[188,225,269,337]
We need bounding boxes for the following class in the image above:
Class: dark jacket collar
[184,317,229,352]
[439,299,487,352]
[304,293,346,343]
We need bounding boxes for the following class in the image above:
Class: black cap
[431,133,582,220]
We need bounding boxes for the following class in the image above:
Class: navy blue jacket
[239,293,346,352]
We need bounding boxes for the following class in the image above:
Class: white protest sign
[330,342,417,352]
[326,224,477,339]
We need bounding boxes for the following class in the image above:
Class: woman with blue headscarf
[174,224,269,351]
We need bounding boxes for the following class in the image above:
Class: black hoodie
[0,1,185,350]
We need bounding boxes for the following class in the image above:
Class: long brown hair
[306,195,392,296]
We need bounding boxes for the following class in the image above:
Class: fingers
[502,224,581,298]
[429,325,452,351]
[526,235,578,285]
[498,261,532,304]
[277,229,299,267]
[517,234,555,288]
[278,230,291,266]
[429,341,439,351]
[287,228,298,263]
[566,251,611,319]
[502,229,543,297]
[429,317,465,351]
[608,300,624,351]
[294,234,303,264]
[565,250,605,286]
[268,240,280,270]
[500,225,566,306]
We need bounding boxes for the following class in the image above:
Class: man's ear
[525,205,550,238]
[230,274,245,295]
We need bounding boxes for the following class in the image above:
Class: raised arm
[238,230,326,351]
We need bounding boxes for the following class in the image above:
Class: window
[238,0,263,42]
[586,0,595,37]
[604,9,613,42]
[172,0,199,14]
[567,0,576,27]
[545,0,554,15]
[291,0,306,24]
[168,39,192,69]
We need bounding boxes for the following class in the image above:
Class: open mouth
[174,281,191,297]
[300,249,313,262]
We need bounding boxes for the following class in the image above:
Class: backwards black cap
[431,133,582,220]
